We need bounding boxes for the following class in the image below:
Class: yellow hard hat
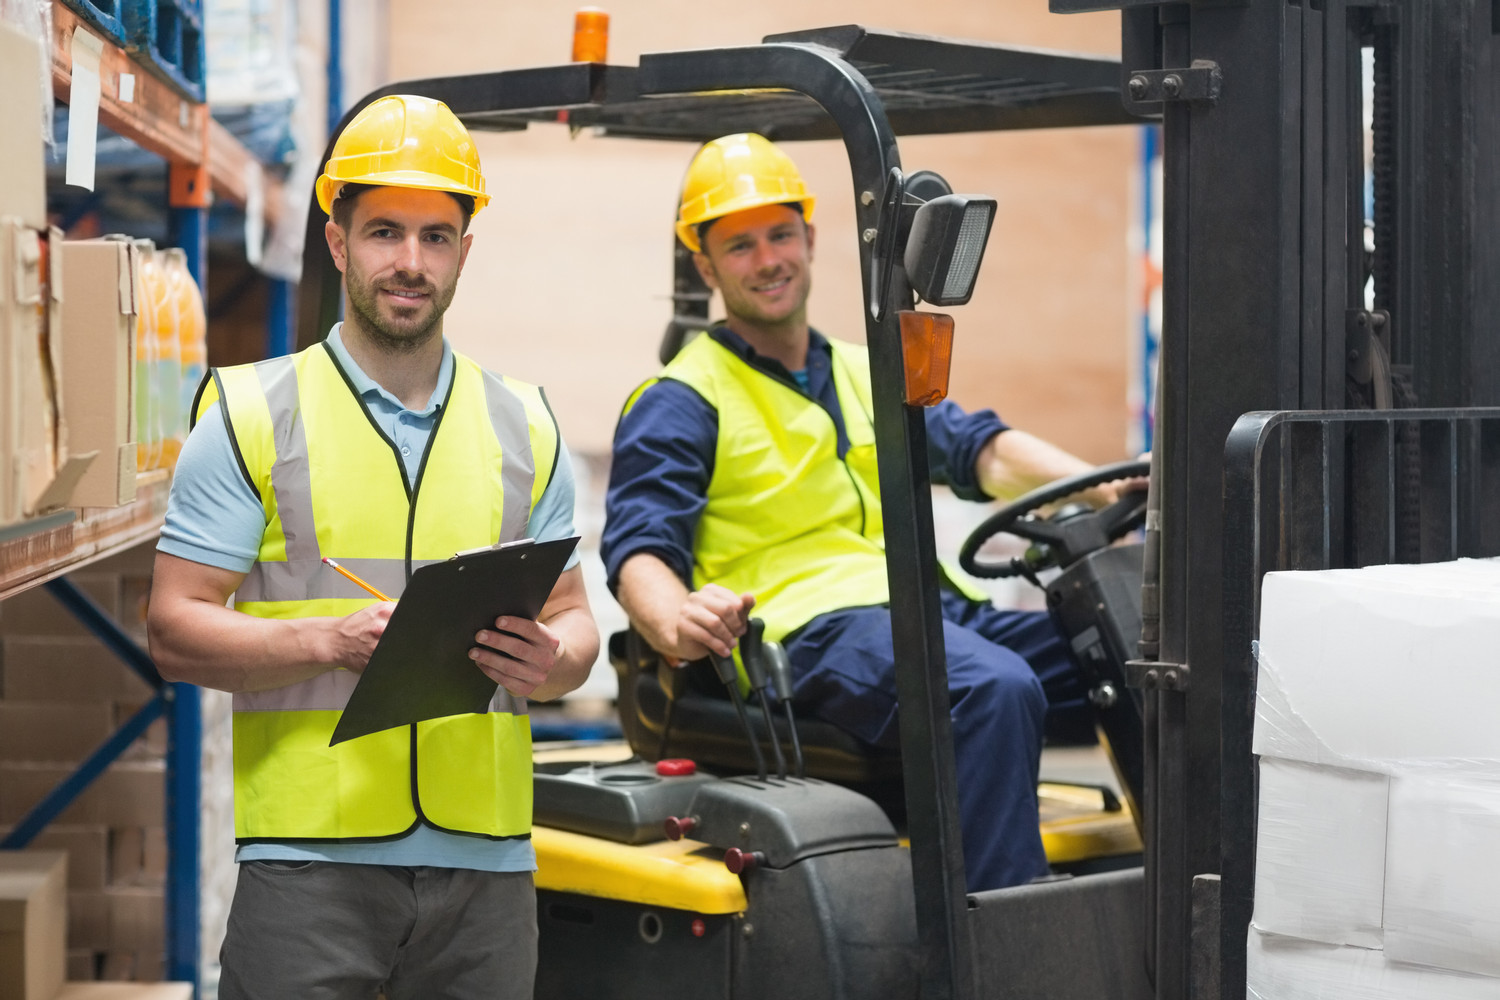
[316,94,490,217]
[675,133,815,253]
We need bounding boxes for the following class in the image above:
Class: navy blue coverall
[601,326,1092,891]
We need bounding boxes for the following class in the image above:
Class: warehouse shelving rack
[0,3,281,993]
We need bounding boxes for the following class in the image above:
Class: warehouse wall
[380,0,1140,463]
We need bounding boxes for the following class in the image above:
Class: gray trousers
[219,861,538,1000]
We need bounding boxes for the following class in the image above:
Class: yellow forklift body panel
[533,824,750,914]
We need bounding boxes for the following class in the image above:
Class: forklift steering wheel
[958,459,1152,579]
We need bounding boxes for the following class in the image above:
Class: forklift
[296,3,1500,998]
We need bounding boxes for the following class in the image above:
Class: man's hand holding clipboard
[329,535,581,745]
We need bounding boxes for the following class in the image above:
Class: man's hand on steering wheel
[960,459,1151,580]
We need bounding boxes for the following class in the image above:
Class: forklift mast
[1050,2,1500,998]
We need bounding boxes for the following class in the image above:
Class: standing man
[603,132,1128,893]
[148,95,598,999]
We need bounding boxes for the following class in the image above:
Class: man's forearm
[147,552,382,693]
[615,553,692,656]
[148,598,347,693]
[976,429,1095,501]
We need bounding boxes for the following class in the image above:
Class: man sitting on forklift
[602,132,1132,892]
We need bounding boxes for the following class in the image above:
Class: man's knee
[950,650,1048,727]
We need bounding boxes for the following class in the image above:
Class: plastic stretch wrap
[1384,770,1500,978]
[1252,757,1387,948]
[1252,559,1500,991]
[1247,929,1500,1000]
[1256,561,1500,763]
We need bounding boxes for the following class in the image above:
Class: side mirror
[903,194,997,307]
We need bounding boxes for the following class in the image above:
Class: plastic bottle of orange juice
[132,242,162,473]
[138,244,184,470]
[164,249,204,466]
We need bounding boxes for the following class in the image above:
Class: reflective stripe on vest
[644,333,986,657]
[203,343,557,842]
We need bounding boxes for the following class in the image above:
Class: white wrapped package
[1252,756,1388,948]
[1384,770,1500,978]
[1256,563,1500,764]
[1247,929,1500,1000]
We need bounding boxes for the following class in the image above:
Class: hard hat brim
[676,196,816,253]
[316,169,491,217]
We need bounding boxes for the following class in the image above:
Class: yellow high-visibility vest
[629,333,985,663]
[197,341,558,842]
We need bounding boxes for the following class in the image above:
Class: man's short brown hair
[330,182,476,233]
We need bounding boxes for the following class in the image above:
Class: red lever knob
[656,758,697,777]
[723,847,765,874]
[664,815,698,841]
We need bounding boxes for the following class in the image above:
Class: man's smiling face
[331,185,472,353]
[695,202,815,334]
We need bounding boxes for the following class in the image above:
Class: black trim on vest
[209,368,260,502]
[402,373,455,831]
[405,371,455,579]
[536,386,563,495]
[188,368,213,432]
[235,825,532,847]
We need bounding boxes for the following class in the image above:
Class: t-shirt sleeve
[525,438,581,570]
[157,401,268,573]
[600,379,718,593]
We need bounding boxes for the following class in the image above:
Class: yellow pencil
[322,557,394,601]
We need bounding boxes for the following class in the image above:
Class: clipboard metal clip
[452,537,536,560]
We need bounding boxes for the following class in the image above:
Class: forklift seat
[608,629,907,803]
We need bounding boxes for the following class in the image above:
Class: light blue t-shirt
[159,325,578,872]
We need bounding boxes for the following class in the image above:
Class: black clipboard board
[329,535,580,745]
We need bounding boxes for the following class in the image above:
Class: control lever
[740,619,787,780]
[763,641,805,780]
[709,649,767,781]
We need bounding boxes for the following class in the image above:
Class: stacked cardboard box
[1250,558,1500,996]
[0,544,172,983]
[0,22,100,529]
[0,847,187,998]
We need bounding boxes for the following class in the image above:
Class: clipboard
[329,535,580,745]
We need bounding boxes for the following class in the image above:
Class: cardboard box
[0,574,121,637]
[0,701,115,762]
[1,636,153,703]
[118,574,151,637]
[0,849,67,1000]
[0,22,47,229]
[66,948,100,980]
[0,761,164,827]
[68,891,111,951]
[58,980,192,998]
[108,828,143,886]
[140,829,165,883]
[59,239,139,508]
[1,223,95,526]
[105,885,163,953]
[0,826,108,890]
[112,705,167,761]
